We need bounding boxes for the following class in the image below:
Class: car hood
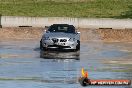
[44,32,77,38]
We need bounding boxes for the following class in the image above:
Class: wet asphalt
[0,40,132,88]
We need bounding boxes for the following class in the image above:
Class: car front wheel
[76,40,80,51]
[40,39,43,50]
[40,39,48,51]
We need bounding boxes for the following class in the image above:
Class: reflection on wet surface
[40,50,80,60]
[0,40,132,88]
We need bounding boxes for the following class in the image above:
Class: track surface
[0,40,132,88]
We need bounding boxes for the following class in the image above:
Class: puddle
[0,40,132,88]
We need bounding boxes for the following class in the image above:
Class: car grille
[60,39,67,42]
[52,38,59,43]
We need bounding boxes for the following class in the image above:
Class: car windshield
[48,25,75,33]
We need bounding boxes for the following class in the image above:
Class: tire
[76,40,80,51]
[40,39,43,50]
[40,39,48,51]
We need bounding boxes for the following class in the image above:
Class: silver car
[40,24,80,51]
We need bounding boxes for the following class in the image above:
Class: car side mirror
[44,30,48,33]
[77,32,80,34]
[45,30,50,33]
[44,30,47,33]
[45,26,50,28]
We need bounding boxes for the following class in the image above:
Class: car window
[48,25,75,33]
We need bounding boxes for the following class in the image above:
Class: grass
[0,0,132,18]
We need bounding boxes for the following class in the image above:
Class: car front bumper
[42,39,77,49]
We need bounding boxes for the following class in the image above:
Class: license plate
[60,43,65,46]
[55,43,65,46]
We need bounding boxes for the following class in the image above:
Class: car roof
[51,24,73,26]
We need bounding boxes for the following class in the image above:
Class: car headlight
[69,38,76,41]
[43,37,50,40]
